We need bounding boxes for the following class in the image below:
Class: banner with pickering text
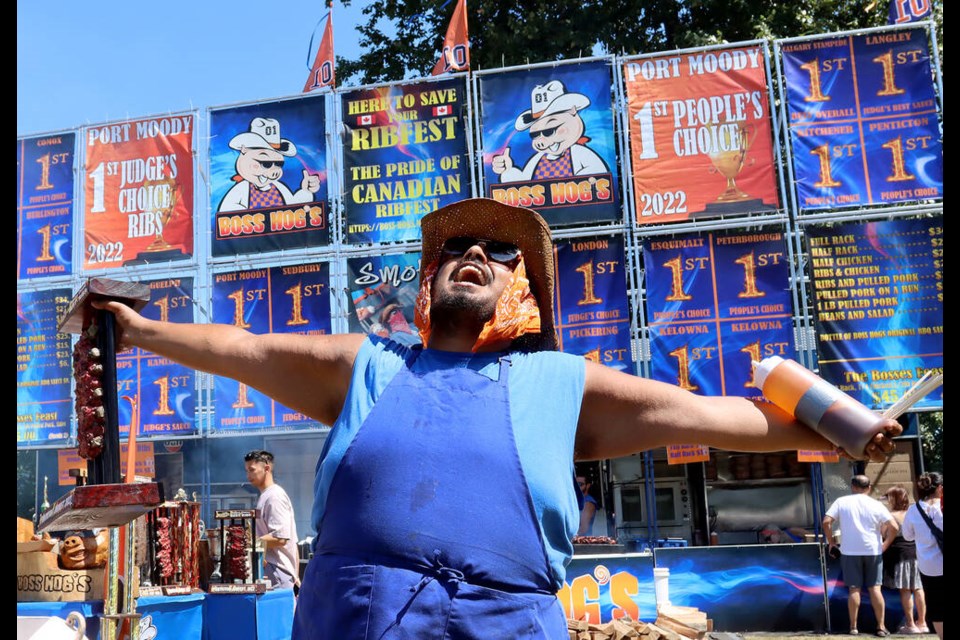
[806,215,943,410]
[115,277,199,437]
[347,253,423,346]
[478,59,620,226]
[210,263,332,432]
[82,114,195,270]
[553,235,632,372]
[622,44,780,225]
[780,27,942,212]
[17,288,73,445]
[341,76,472,244]
[209,95,329,256]
[18,133,76,280]
[642,230,796,397]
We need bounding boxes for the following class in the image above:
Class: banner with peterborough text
[115,277,199,437]
[622,44,780,225]
[82,114,195,269]
[478,59,620,226]
[553,235,632,372]
[780,27,943,212]
[209,95,329,256]
[346,253,422,346]
[341,76,472,244]
[210,263,332,432]
[18,133,76,280]
[806,215,943,410]
[642,230,796,397]
[17,288,73,445]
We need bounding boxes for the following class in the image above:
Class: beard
[429,286,497,336]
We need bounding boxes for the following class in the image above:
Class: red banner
[82,115,194,269]
[303,10,336,92]
[623,45,780,224]
[431,0,470,75]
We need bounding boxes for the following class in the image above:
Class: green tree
[918,410,943,473]
[335,0,942,85]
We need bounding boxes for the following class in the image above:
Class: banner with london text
[115,277,199,438]
[553,234,632,372]
[340,76,473,244]
[17,288,73,446]
[210,263,332,432]
[477,58,621,226]
[209,94,329,256]
[18,132,76,280]
[622,44,781,225]
[779,26,942,211]
[82,114,195,270]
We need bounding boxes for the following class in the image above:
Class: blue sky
[17,0,372,137]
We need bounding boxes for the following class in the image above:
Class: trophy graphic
[124,177,189,265]
[701,119,771,215]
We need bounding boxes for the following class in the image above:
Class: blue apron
[293,352,568,639]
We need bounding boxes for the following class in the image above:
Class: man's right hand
[91,299,145,351]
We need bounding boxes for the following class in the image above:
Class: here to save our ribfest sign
[82,114,195,270]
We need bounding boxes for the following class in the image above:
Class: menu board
[17,288,73,445]
[807,215,943,409]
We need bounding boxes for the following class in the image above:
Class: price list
[807,215,942,410]
[17,288,74,444]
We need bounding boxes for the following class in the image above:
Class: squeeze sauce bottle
[752,356,886,458]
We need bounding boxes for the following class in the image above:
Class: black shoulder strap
[915,501,943,539]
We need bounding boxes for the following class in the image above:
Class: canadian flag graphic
[357,114,373,126]
[432,105,452,117]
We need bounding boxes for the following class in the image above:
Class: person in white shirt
[244,450,300,592]
[823,474,899,636]
[901,472,943,639]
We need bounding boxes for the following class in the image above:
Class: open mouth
[452,262,487,286]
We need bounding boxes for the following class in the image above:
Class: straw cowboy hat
[514,80,591,131]
[229,117,298,156]
[420,198,558,350]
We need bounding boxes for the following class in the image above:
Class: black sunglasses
[254,158,285,169]
[442,236,521,265]
[530,125,559,140]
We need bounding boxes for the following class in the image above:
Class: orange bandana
[415,257,542,352]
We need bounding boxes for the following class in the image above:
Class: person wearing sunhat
[93,197,902,638]
[217,116,321,212]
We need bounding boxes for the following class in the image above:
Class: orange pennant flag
[431,0,470,75]
[303,8,336,92]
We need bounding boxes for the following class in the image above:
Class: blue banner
[211,263,332,431]
[17,288,73,445]
[782,28,942,211]
[341,77,472,244]
[643,231,795,397]
[17,133,75,280]
[478,59,621,226]
[807,216,943,410]
[554,235,632,371]
[347,253,422,347]
[209,95,329,256]
[559,553,657,624]
[116,277,199,437]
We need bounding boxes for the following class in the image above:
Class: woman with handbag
[901,472,943,639]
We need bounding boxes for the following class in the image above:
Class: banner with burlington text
[115,277,199,437]
[622,44,780,225]
[210,263,332,432]
[780,27,942,211]
[341,76,472,244]
[18,133,76,280]
[17,288,73,445]
[209,95,329,256]
[478,59,620,226]
[806,215,943,410]
[82,114,195,270]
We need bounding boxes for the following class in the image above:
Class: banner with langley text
[82,114,195,269]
